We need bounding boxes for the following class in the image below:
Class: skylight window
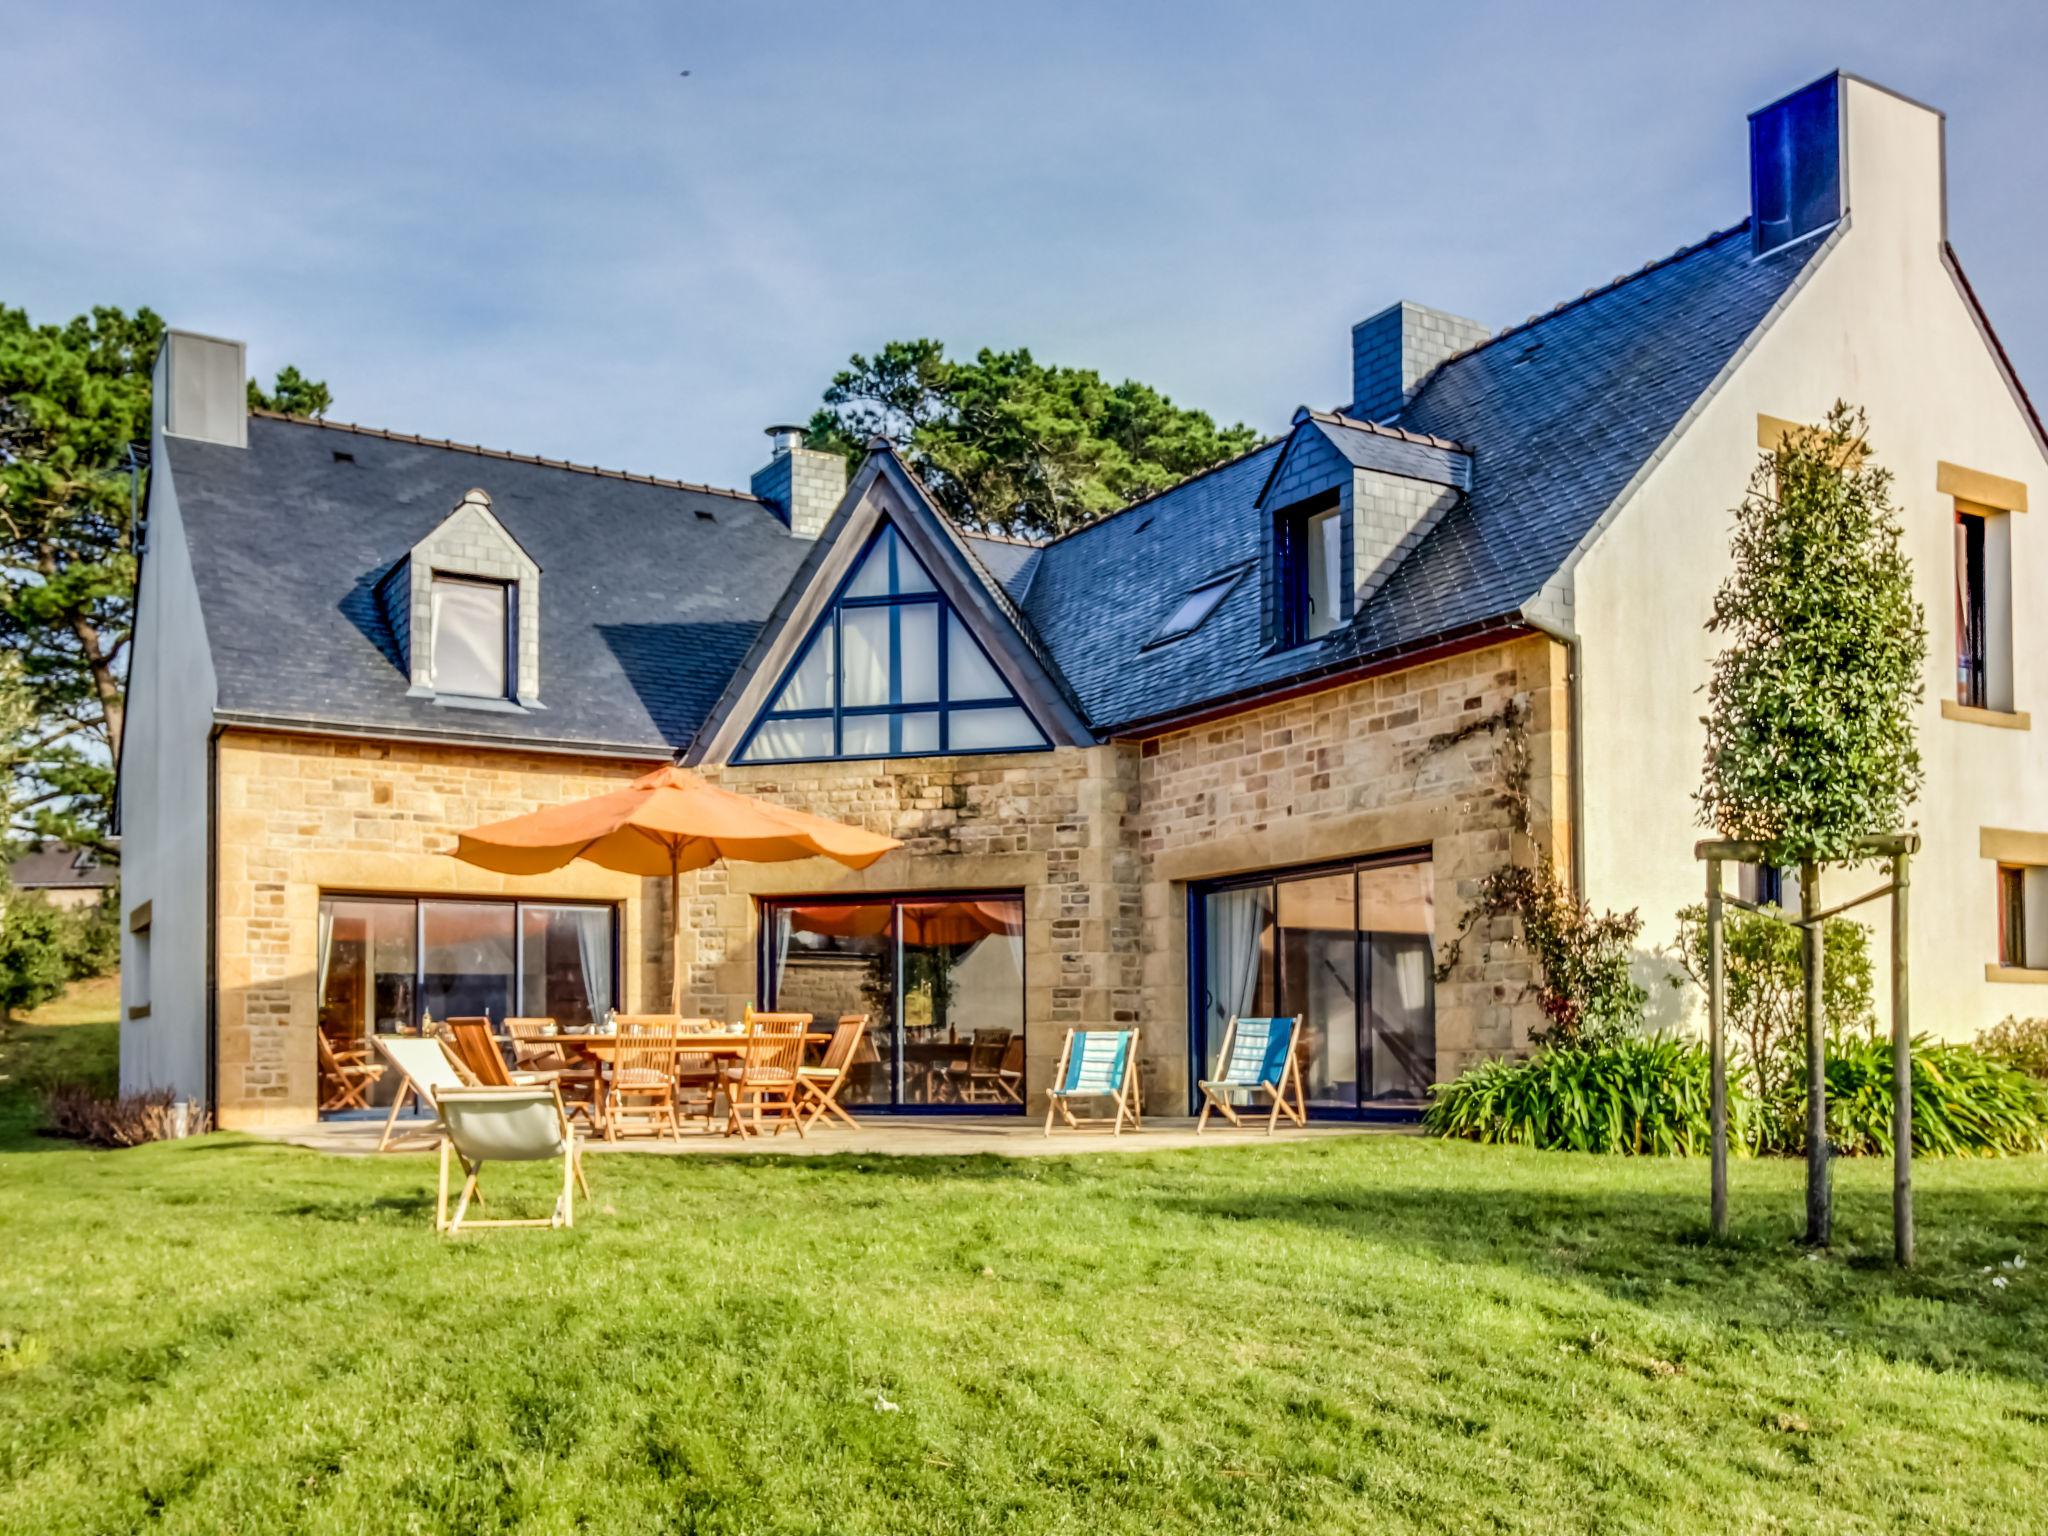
[1148,569,1245,647]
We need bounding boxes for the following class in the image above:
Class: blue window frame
[737,522,1051,764]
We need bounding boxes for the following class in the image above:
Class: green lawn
[1,995,2044,1533]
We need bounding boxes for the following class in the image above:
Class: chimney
[749,424,846,540]
[1750,73,1943,258]
[151,329,248,448]
[1349,302,1489,423]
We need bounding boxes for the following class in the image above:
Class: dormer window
[429,576,513,699]
[1277,494,1345,646]
[388,488,542,708]
[739,521,1049,763]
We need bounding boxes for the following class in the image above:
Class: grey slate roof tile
[165,219,1825,753]
[167,416,809,753]
[1016,221,1825,731]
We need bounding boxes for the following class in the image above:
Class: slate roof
[1015,220,1828,730]
[162,218,1828,755]
[164,415,809,753]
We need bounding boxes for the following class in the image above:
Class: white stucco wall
[118,436,219,1099]
[1572,78,2048,1039]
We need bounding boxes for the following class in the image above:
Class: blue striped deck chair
[1042,1028,1142,1136]
[1197,1015,1306,1134]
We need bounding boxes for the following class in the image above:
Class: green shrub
[0,887,72,1022]
[1424,1036,1740,1154]
[1978,1016,2048,1081]
[1762,1035,2048,1158]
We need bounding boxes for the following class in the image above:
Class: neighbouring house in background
[119,72,2048,1129]
[8,842,117,912]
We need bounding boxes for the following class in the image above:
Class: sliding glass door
[316,894,616,1113]
[762,893,1026,1112]
[1195,852,1435,1114]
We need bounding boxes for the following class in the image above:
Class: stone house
[120,73,2048,1128]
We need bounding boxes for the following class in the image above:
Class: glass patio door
[763,894,1026,1111]
[1197,852,1436,1115]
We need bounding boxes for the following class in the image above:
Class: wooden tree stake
[1892,847,1914,1267]
[1802,859,1831,1247]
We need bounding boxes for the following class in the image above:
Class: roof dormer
[381,487,543,709]
[1254,410,1472,648]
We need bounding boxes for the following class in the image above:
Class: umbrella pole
[670,849,685,1019]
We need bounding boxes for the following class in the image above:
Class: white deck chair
[373,1035,474,1152]
[434,1085,588,1235]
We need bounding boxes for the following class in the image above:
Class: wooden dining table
[536,1029,830,1062]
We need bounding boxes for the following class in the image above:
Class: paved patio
[256,1113,1413,1158]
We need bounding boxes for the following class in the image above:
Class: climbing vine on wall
[1428,698,1646,1046]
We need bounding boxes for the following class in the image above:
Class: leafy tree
[247,365,331,418]
[1696,402,1926,864]
[807,339,1260,539]
[1673,901,1874,1102]
[0,303,327,850]
[0,305,158,851]
[1695,401,1924,1245]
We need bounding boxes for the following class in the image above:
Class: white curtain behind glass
[571,908,611,1022]
[430,579,508,697]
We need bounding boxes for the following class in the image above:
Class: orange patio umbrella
[451,765,901,1015]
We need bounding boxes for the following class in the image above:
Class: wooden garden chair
[995,1035,1025,1105]
[434,1083,589,1236]
[505,1016,602,1128]
[794,1013,869,1131]
[1043,1028,1141,1136]
[957,1029,1016,1104]
[723,1012,812,1138]
[1197,1015,1308,1135]
[317,1030,384,1112]
[447,1017,554,1089]
[671,1018,726,1130]
[605,1031,683,1142]
[371,1034,475,1152]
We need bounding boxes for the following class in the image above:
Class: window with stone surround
[738,520,1049,763]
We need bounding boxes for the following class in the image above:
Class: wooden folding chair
[446,1017,554,1087]
[1043,1028,1141,1136]
[1197,1015,1307,1134]
[670,1018,726,1130]
[317,1030,384,1111]
[795,1014,869,1131]
[506,1016,602,1128]
[372,1034,474,1151]
[723,1012,811,1138]
[957,1029,1015,1104]
[606,1031,682,1142]
[434,1084,589,1236]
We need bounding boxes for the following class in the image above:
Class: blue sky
[10,1,2044,490]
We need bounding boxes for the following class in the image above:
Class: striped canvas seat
[1043,1028,1142,1136]
[1197,1015,1307,1136]
[1200,1017,1295,1091]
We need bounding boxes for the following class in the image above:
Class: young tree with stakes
[1696,402,1926,1258]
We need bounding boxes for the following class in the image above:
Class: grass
[0,989,2044,1533]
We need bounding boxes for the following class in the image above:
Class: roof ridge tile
[247,408,760,501]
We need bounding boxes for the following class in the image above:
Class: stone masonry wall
[213,730,1142,1125]
[212,636,1559,1125]
[1133,633,1570,1099]
[215,732,664,1127]
[683,746,1144,1104]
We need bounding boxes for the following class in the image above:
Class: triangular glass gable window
[739,520,1050,763]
